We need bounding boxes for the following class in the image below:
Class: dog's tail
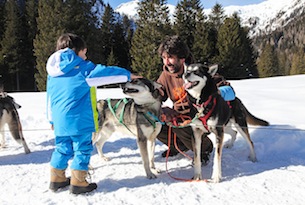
[241,102,269,126]
[245,108,269,126]
[234,97,269,126]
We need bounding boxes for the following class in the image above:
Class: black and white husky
[0,92,30,154]
[183,63,269,183]
[93,78,163,179]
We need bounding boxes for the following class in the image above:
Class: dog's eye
[194,70,201,75]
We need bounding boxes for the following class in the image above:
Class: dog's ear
[152,82,164,98]
[183,63,188,73]
[153,81,162,90]
[208,64,218,77]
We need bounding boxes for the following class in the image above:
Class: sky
[107,0,266,9]
[1,74,305,204]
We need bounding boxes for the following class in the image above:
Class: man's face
[161,52,185,74]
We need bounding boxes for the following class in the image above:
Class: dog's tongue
[183,82,192,89]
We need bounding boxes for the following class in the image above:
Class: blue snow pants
[50,132,93,171]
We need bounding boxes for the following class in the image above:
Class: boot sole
[70,183,97,195]
[49,178,70,192]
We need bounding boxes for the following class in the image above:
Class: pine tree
[34,0,66,91]
[99,3,115,64]
[216,15,256,78]
[107,48,116,65]
[0,0,5,38]
[81,0,105,63]
[290,47,305,75]
[257,43,279,77]
[208,3,226,31]
[173,0,203,51]
[34,0,99,91]
[112,19,131,69]
[0,0,27,90]
[22,0,38,90]
[193,16,217,64]
[121,15,134,69]
[0,0,7,84]
[131,0,173,80]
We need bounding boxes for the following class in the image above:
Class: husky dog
[0,93,30,154]
[183,63,269,183]
[93,78,163,179]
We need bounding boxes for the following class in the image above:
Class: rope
[164,116,208,182]
[1,125,305,132]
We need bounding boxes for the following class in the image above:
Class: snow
[219,0,305,36]
[1,74,305,204]
[115,0,305,37]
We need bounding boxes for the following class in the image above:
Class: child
[46,33,140,194]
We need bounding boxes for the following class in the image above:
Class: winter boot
[70,170,97,194]
[49,167,70,192]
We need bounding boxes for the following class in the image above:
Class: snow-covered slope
[222,0,305,36]
[115,0,176,21]
[114,0,305,37]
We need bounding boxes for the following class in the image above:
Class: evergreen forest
[0,0,304,91]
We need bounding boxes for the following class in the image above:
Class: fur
[93,78,163,179]
[183,63,269,183]
[0,93,30,154]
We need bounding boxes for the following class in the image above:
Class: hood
[46,48,83,77]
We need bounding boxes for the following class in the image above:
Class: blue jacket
[46,48,131,136]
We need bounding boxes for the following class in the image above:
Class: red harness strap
[194,95,217,132]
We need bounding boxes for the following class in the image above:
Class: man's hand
[161,107,180,123]
[173,101,190,114]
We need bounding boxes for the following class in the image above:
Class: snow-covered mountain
[115,0,176,22]
[114,0,305,37]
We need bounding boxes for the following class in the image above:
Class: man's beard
[167,63,181,73]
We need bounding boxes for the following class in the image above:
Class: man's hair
[158,35,190,60]
[56,33,86,55]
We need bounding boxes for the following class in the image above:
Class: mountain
[115,0,176,22]
[114,0,305,37]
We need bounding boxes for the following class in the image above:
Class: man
[156,35,213,164]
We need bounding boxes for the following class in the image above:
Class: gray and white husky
[0,92,30,154]
[183,63,269,183]
[93,78,163,179]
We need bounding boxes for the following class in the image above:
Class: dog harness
[193,95,217,132]
[107,98,160,135]
[193,94,233,132]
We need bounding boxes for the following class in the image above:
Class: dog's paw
[101,156,110,161]
[151,167,161,174]
[0,143,7,149]
[210,178,221,183]
[248,155,257,162]
[224,142,234,149]
[146,173,157,179]
[192,174,202,181]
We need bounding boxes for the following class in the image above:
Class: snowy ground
[1,74,305,205]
